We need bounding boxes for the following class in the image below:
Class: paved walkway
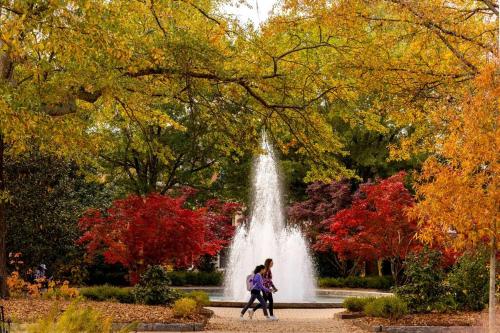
[138,307,364,333]
[206,307,363,332]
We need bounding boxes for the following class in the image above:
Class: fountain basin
[176,287,392,309]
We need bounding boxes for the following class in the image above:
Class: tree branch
[479,0,499,15]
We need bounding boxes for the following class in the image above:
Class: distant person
[34,264,48,289]
[240,265,275,321]
[34,264,47,280]
[249,258,278,320]
[26,268,35,284]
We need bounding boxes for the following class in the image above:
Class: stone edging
[352,319,483,333]
[113,322,205,332]
[334,311,365,319]
[12,321,208,332]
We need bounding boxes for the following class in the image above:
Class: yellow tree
[0,0,355,296]
[275,0,497,159]
[410,66,499,332]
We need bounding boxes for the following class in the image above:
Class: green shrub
[186,291,210,307]
[365,276,395,290]
[448,249,489,311]
[80,285,134,303]
[343,297,376,312]
[364,296,408,319]
[172,298,198,318]
[168,271,223,286]
[318,277,342,288]
[395,249,452,313]
[28,302,136,333]
[133,266,181,305]
[318,276,394,290]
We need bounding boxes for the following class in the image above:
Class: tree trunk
[0,135,8,298]
[488,232,497,333]
[360,261,366,277]
[377,259,383,277]
[390,259,400,286]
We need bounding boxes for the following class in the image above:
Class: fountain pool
[175,287,392,308]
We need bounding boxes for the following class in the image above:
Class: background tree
[0,0,357,295]
[287,180,354,276]
[5,150,112,280]
[78,191,238,283]
[0,0,497,298]
[410,67,499,332]
[316,173,419,282]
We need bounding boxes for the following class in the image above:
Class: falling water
[224,134,316,302]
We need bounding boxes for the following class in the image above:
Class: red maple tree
[78,192,238,283]
[288,180,353,240]
[315,172,419,282]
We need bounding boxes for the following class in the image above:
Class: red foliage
[315,172,419,267]
[202,199,239,253]
[288,180,353,240]
[78,193,239,283]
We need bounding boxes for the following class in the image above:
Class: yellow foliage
[410,65,499,250]
[172,297,198,318]
[6,271,26,298]
[0,0,496,184]
[27,301,135,333]
[6,271,79,300]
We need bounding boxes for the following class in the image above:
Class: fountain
[223,133,316,302]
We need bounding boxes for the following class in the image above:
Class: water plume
[224,133,316,302]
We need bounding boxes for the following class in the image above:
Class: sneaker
[240,314,247,321]
[248,309,254,320]
[270,315,278,321]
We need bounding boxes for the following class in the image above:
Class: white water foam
[223,134,316,302]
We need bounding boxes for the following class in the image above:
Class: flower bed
[358,312,480,327]
[0,299,207,324]
[349,306,500,333]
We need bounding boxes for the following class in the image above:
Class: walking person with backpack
[249,258,278,320]
[240,265,275,321]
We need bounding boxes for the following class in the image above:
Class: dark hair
[264,258,273,271]
[254,265,265,274]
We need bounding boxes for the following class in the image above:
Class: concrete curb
[335,311,365,319]
[382,326,483,333]
[352,319,483,333]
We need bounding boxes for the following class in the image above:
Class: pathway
[139,307,365,333]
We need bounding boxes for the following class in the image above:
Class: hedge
[167,271,224,286]
[318,276,394,290]
[80,285,135,303]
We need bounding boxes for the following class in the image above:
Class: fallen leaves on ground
[359,307,500,327]
[0,299,205,324]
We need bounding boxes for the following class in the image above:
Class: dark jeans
[241,290,268,316]
[253,291,273,316]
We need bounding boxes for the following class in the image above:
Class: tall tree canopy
[0,0,497,295]
[410,67,499,331]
